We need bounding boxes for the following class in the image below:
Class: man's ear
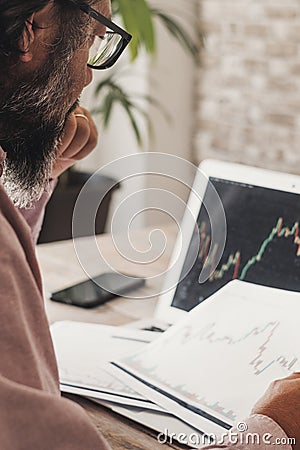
[19,14,35,62]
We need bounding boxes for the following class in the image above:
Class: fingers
[51,106,98,178]
[72,111,98,161]
[57,114,78,155]
[57,106,98,160]
[60,115,90,159]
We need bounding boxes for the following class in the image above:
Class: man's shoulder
[0,183,43,290]
[0,184,32,256]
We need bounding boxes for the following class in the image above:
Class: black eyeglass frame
[79,4,132,70]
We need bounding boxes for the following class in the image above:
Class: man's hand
[252,372,300,448]
[51,106,98,179]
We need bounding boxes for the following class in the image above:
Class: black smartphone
[50,272,146,308]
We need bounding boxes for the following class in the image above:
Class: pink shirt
[18,178,58,244]
[0,145,109,449]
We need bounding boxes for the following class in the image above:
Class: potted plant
[93,0,200,145]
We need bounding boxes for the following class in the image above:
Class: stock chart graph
[123,319,298,423]
[116,283,300,429]
[172,178,300,311]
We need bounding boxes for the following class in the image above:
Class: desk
[37,224,184,450]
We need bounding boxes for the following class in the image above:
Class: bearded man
[0,0,126,447]
[0,1,299,449]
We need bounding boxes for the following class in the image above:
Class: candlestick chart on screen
[172,178,300,311]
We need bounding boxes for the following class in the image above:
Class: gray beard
[0,53,78,208]
[1,134,58,209]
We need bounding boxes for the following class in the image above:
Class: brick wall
[194,0,300,173]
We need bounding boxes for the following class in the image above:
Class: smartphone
[50,272,146,308]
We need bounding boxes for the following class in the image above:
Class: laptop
[92,159,300,443]
[130,158,300,332]
[53,159,300,444]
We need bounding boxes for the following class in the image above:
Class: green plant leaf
[123,101,142,145]
[134,0,155,53]
[103,92,115,127]
[135,94,172,123]
[91,74,149,146]
[92,1,203,145]
[116,0,156,60]
[151,8,200,60]
[110,0,119,15]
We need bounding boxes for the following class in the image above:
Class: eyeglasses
[79,4,132,70]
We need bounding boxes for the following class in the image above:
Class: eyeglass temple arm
[79,4,132,42]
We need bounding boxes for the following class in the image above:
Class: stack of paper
[51,281,300,444]
[50,322,163,411]
[110,281,300,437]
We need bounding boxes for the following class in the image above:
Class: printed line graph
[124,320,298,422]
[178,321,298,376]
[131,321,298,378]
[122,355,238,422]
[59,365,139,396]
[117,283,300,429]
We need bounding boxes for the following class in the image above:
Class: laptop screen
[171,176,300,311]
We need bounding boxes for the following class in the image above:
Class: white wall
[77,0,198,231]
[145,0,198,226]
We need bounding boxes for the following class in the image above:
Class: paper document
[50,321,163,410]
[111,281,300,436]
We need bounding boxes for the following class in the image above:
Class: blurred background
[39,0,300,243]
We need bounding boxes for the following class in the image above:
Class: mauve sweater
[0,148,291,449]
[0,150,110,449]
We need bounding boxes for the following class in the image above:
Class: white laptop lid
[154,159,300,324]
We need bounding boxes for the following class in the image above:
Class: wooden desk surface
[37,224,185,449]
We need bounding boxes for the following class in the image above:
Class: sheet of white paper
[61,383,164,411]
[111,281,300,436]
[50,321,161,409]
[90,399,207,448]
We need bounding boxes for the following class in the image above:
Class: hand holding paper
[253,372,300,447]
